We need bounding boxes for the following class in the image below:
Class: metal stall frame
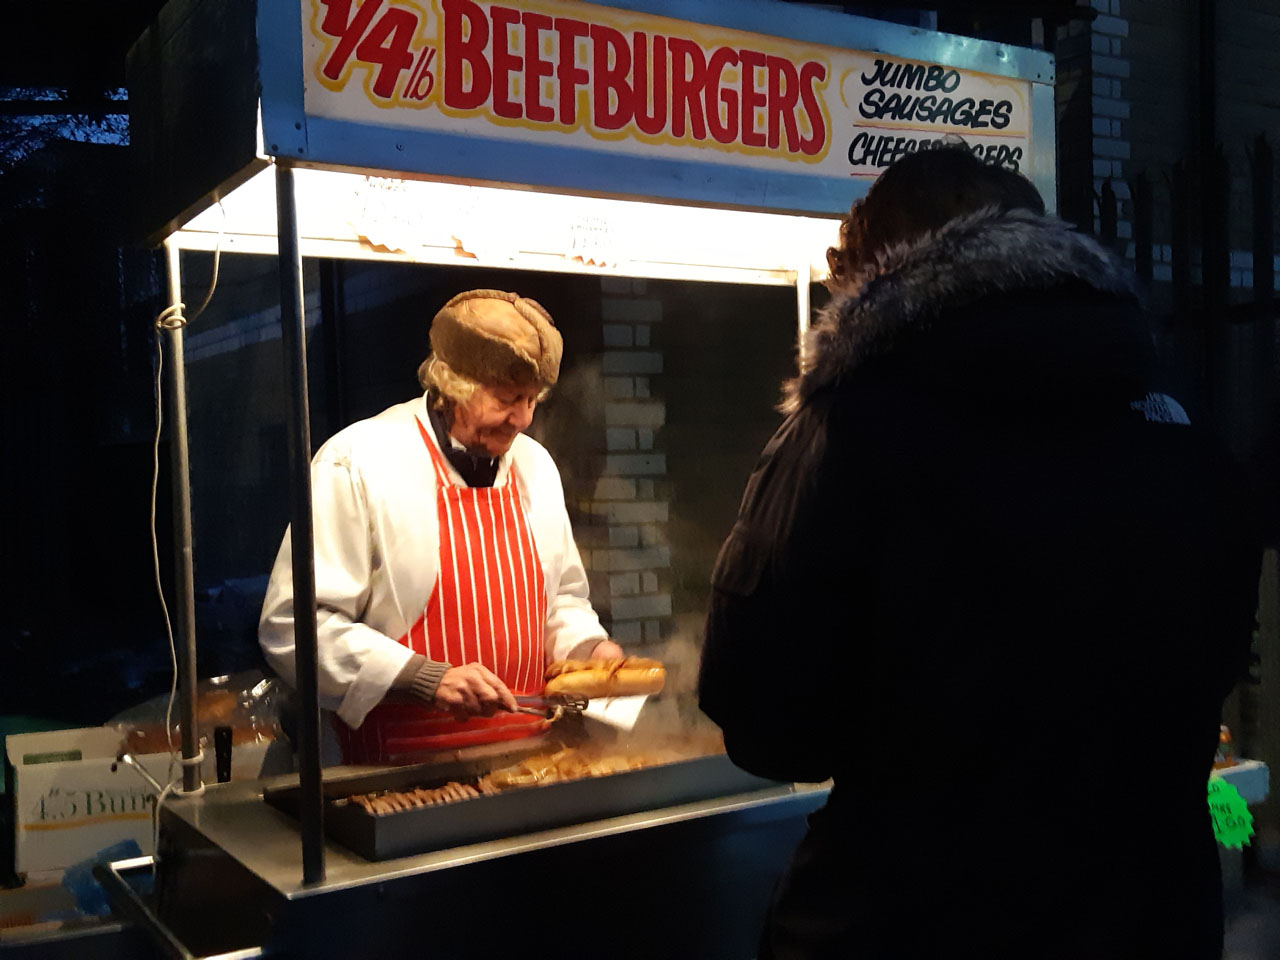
[122,0,1057,948]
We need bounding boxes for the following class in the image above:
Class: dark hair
[826,145,1046,291]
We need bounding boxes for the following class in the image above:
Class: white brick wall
[602,352,662,374]
[610,572,640,594]
[610,525,640,547]
[595,546,670,571]
[603,376,635,398]
[602,323,633,347]
[589,501,669,524]
[612,594,673,620]
[587,281,671,647]
[602,299,663,323]
[605,401,666,427]
[603,454,665,475]
[606,428,637,451]
[593,477,636,499]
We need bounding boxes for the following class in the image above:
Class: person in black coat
[698,146,1261,960]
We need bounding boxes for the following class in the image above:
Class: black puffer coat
[698,209,1261,959]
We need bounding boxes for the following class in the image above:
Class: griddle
[264,749,779,861]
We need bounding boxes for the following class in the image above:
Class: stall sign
[303,0,1032,180]
[838,53,1030,177]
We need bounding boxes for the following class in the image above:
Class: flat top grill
[262,740,780,863]
[158,749,801,898]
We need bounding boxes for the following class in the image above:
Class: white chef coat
[259,394,607,728]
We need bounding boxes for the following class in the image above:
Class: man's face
[450,382,540,457]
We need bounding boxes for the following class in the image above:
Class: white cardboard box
[6,726,272,877]
[1211,758,1270,805]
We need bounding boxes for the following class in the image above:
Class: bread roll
[543,657,666,699]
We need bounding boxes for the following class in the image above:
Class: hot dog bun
[543,657,666,699]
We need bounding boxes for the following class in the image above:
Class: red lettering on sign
[355,5,417,99]
[632,33,668,137]
[766,56,800,151]
[443,0,491,110]
[738,50,767,148]
[591,24,631,130]
[340,1,833,158]
[319,0,385,82]
[490,6,522,119]
[704,47,740,145]
[798,60,827,156]
[522,12,555,122]
[403,47,437,100]
[555,18,591,125]
[667,37,708,141]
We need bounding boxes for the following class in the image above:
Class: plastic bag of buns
[109,670,283,757]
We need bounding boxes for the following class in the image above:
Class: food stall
[91,1,1057,957]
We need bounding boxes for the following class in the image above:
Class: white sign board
[300,0,1032,181]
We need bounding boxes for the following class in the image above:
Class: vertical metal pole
[275,162,325,885]
[162,240,203,797]
[796,264,811,371]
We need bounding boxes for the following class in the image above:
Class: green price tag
[1208,778,1254,850]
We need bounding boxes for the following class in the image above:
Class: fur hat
[429,289,562,388]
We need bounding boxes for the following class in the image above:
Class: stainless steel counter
[142,771,830,959]
[162,770,821,897]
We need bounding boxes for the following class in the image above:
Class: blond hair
[418,354,551,410]
[418,354,478,409]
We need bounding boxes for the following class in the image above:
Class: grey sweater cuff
[392,653,451,706]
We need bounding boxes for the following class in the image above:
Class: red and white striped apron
[336,416,549,764]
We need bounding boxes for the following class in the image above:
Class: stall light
[177,165,837,286]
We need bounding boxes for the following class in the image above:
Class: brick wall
[582,277,671,648]
[1102,0,1280,299]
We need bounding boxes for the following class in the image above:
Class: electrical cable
[142,213,223,868]
[148,309,178,867]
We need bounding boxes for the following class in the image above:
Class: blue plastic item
[61,838,146,916]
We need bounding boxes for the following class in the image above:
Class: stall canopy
[130,0,1056,253]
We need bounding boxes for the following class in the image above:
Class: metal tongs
[512,695,588,720]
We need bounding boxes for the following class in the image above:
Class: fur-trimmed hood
[783,209,1138,413]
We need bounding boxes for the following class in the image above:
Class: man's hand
[588,638,625,660]
[433,663,519,719]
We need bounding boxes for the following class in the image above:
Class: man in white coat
[260,289,621,764]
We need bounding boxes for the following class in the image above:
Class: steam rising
[607,626,726,757]
[530,357,727,757]
[526,358,605,499]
